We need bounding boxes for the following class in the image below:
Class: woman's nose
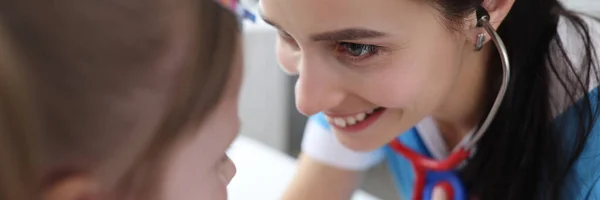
[294,56,345,116]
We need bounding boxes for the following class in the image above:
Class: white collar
[415,117,475,160]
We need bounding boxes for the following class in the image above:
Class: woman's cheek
[362,70,427,108]
[275,38,298,75]
[378,87,418,108]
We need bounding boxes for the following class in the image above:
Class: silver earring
[475,33,486,51]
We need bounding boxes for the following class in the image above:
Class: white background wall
[563,0,600,16]
[238,18,292,151]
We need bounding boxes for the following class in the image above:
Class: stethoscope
[388,6,511,200]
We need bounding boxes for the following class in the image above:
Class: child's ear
[43,173,103,200]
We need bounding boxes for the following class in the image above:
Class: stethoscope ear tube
[462,7,511,150]
[388,6,511,200]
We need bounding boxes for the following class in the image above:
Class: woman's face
[161,38,243,200]
[261,0,475,151]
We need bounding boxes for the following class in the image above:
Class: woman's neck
[433,44,492,149]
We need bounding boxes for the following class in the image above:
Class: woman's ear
[481,0,516,30]
[465,0,515,50]
[43,173,103,200]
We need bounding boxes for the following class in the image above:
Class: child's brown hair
[0,0,240,199]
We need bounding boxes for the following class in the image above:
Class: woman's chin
[334,132,390,152]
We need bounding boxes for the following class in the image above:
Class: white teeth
[333,118,347,127]
[346,116,357,125]
[356,113,366,121]
[328,108,380,128]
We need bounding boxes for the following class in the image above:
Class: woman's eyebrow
[260,14,281,29]
[258,7,280,29]
[309,28,386,41]
[260,15,294,37]
[260,12,387,42]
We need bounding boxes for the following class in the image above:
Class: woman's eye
[336,42,380,61]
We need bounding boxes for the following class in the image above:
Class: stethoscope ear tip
[476,6,490,27]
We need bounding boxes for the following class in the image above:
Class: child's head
[0,0,242,199]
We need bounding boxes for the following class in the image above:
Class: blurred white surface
[239,15,292,151]
[227,136,381,200]
[562,0,600,16]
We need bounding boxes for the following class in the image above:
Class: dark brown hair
[431,0,599,199]
[0,0,240,199]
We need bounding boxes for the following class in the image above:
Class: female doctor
[259,0,600,199]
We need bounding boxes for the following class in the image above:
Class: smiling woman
[259,0,600,199]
